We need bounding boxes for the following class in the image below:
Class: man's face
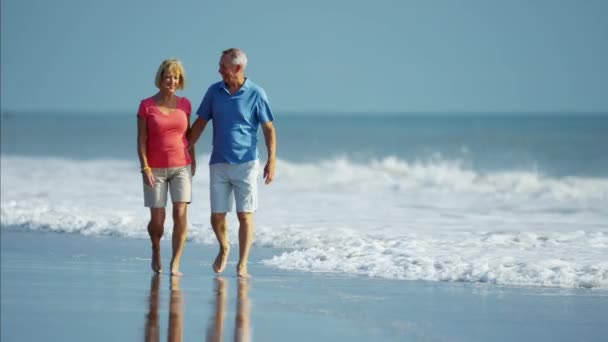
[218,55,238,83]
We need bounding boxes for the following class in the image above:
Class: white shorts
[143,165,192,208]
[209,160,259,213]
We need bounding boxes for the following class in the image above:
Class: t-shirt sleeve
[182,97,192,117]
[136,100,148,118]
[196,87,213,121]
[256,89,274,123]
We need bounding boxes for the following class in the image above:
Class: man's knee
[237,212,253,224]
[211,212,227,226]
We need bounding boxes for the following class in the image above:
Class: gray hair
[222,48,248,69]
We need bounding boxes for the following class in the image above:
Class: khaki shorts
[143,165,192,208]
[209,160,259,213]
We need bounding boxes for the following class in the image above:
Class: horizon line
[2,108,608,116]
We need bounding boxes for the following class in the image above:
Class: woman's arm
[137,117,155,186]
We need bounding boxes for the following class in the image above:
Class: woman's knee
[172,203,188,222]
[150,208,166,226]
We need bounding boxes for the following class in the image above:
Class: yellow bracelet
[141,166,152,173]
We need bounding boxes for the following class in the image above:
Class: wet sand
[1,228,607,342]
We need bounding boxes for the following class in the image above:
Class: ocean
[1,111,607,289]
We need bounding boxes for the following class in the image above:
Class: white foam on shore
[2,155,607,288]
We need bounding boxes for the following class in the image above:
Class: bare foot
[169,260,183,277]
[213,247,229,273]
[151,249,162,273]
[236,263,249,278]
[170,264,182,277]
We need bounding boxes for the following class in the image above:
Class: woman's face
[161,68,180,93]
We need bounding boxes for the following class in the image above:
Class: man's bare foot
[151,249,162,273]
[213,247,229,273]
[236,262,249,278]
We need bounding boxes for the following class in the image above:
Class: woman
[137,58,195,276]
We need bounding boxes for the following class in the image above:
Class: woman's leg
[169,202,188,276]
[148,208,166,273]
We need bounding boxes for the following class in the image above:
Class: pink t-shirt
[137,96,192,168]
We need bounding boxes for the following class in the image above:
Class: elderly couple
[136,48,276,278]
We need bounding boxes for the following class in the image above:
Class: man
[188,48,276,278]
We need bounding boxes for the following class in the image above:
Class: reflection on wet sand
[206,277,251,342]
[235,279,251,342]
[144,275,184,342]
[145,275,160,342]
[206,277,226,342]
[168,276,183,342]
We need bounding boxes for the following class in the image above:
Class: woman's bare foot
[236,262,249,278]
[213,247,229,273]
[170,263,182,276]
[151,249,162,273]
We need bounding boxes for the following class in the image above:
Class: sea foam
[2,155,607,288]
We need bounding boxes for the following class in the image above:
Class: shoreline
[2,228,607,341]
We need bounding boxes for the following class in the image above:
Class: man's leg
[232,161,259,278]
[169,202,188,276]
[211,212,230,273]
[148,208,165,273]
[236,212,254,277]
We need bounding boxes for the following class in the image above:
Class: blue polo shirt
[196,78,274,164]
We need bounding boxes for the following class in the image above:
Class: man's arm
[188,117,208,150]
[186,118,197,176]
[261,121,276,184]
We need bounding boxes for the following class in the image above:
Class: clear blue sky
[1,0,607,113]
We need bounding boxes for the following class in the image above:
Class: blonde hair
[154,59,186,90]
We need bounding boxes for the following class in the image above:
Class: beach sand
[1,228,607,342]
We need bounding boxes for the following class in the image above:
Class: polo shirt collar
[220,78,250,93]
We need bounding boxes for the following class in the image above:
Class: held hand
[143,170,156,187]
[263,159,275,184]
[186,134,195,152]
